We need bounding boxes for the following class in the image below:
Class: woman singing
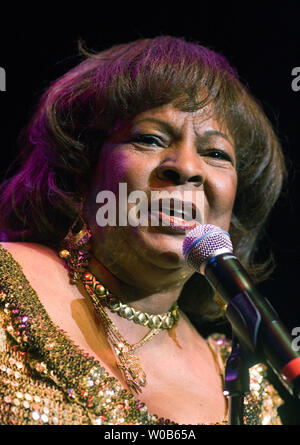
[0,36,286,425]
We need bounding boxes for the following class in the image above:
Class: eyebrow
[133,117,232,145]
[200,129,232,144]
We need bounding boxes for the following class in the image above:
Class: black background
[0,4,299,423]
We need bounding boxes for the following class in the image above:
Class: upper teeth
[161,206,193,220]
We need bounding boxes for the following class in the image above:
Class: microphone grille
[183,224,233,271]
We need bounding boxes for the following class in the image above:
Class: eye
[202,148,234,164]
[129,133,165,148]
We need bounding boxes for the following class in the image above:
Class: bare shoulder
[1,241,54,254]
[0,241,66,281]
[1,241,59,263]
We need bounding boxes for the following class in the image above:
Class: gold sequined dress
[0,245,283,425]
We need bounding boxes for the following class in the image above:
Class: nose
[156,145,204,187]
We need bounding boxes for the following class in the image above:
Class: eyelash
[203,149,233,163]
[130,134,233,163]
[130,134,164,147]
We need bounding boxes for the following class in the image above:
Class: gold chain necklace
[58,222,179,394]
[82,271,179,329]
[106,297,179,330]
[82,271,179,393]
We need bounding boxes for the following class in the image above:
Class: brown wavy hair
[0,36,286,322]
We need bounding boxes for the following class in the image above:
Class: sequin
[32,411,40,421]
[41,414,49,423]
[93,417,103,425]
[0,245,284,425]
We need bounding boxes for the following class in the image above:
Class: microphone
[183,224,300,399]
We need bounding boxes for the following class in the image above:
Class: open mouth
[161,198,199,220]
[148,198,202,231]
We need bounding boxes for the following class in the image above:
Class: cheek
[86,147,131,226]
[96,148,131,195]
[87,148,156,225]
[95,146,154,194]
[205,170,237,217]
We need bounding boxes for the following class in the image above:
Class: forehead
[129,103,233,145]
[135,102,228,129]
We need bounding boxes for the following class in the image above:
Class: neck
[82,254,190,348]
[88,254,186,314]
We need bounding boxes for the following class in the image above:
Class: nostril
[156,164,204,186]
[188,175,203,186]
[158,168,181,185]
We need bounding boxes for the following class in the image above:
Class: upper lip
[149,197,202,223]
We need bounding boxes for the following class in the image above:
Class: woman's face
[85,103,237,289]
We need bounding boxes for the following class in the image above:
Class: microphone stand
[223,334,250,425]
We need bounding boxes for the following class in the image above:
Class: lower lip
[148,211,199,233]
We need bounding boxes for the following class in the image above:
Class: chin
[132,226,189,269]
